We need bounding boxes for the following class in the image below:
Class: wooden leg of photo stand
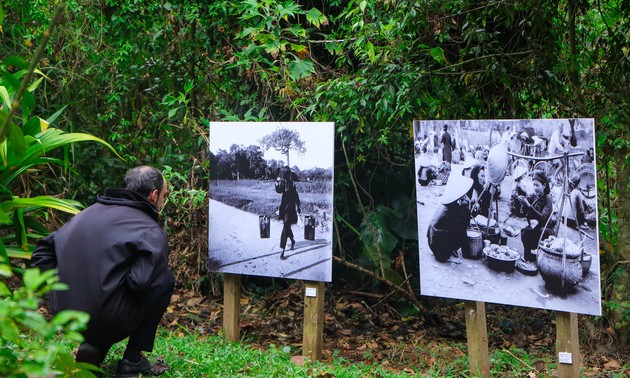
[465,301,490,378]
[303,281,325,361]
[556,311,580,377]
[223,273,241,342]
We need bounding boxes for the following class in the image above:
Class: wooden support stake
[302,281,325,361]
[556,311,580,378]
[464,301,490,378]
[223,273,241,342]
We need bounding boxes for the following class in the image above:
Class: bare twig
[501,348,535,370]
[333,255,439,326]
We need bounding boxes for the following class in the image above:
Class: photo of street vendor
[414,119,601,316]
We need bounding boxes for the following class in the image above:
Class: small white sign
[558,352,573,364]
[305,287,317,297]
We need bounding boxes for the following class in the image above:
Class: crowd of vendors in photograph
[415,121,596,277]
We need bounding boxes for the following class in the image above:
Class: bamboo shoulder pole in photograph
[465,301,490,378]
[223,273,242,342]
[556,311,580,377]
[303,280,325,361]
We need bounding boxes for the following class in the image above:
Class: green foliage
[0,267,95,377]
[0,57,119,262]
[163,164,208,211]
[0,0,629,344]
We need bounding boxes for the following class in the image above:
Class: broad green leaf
[0,264,11,277]
[26,77,44,92]
[0,196,83,215]
[0,317,20,342]
[0,86,10,108]
[0,156,71,187]
[23,267,57,292]
[290,44,306,52]
[14,208,27,249]
[306,8,327,28]
[0,4,4,26]
[5,245,33,259]
[0,69,21,92]
[7,129,123,170]
[22,116,42,136]
[287,25,306,38]
[287,57,314,80]
[429,46,446,63]
[6,122,26,164]
[0,280,10,294]
[359,0,368,12]
[51,310,89,327]
[45,105,67,125]
[1,56,29,70]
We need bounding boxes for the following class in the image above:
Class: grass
[209,179,332,218]
[89,328,629,377]
[97,329,416,377]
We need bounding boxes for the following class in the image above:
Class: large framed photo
[414,119,601,316]
[208,122,334,282]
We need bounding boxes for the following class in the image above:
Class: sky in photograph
[209,122,335,170]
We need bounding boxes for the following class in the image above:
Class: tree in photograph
[259,128,306,168]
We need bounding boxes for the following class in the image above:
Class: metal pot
[483,246,519,273]
[462,229,483,259]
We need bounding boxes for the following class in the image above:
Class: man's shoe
[76,343,101,366]
[116,356,168,377]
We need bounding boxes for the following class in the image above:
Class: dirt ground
[163,281,627,377]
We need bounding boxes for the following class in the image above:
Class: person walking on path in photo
[426,174,473,262]
[440,124,454,165]
[277,166,301,259]
[31,166,174,376]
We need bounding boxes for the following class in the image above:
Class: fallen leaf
[290,355,308,365]
[603,358,621,370]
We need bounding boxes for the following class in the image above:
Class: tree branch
[333,255,439,326]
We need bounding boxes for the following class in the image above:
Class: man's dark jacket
[31,189,172,337]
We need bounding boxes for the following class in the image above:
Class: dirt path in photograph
[208,199,332,282]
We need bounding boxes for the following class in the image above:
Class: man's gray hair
[124,166,164,197]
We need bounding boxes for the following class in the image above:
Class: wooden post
[302,281,325,361]
[464,301,490,378]
[223,273,241,342]
[556,311,580,377]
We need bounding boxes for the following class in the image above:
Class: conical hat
[578,171,595,191]
[462,155,478,169]
[441,174,473,204]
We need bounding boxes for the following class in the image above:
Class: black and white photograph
[414,119,601,316]
[208,122,334,282]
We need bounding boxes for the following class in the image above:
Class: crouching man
[31,166,174,376]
